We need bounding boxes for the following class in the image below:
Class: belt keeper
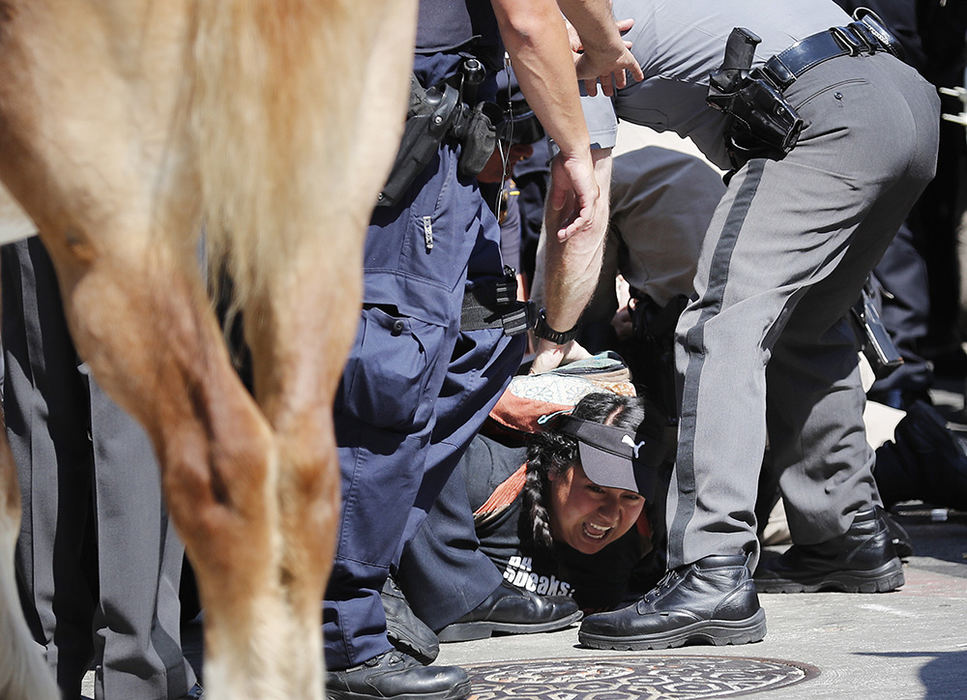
[494,280,515,306]
[760,61,795,90]
[850,22,880,54]
[501,302,536,337]
[830,26,864,56]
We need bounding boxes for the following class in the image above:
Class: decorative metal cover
[463,654,819,699]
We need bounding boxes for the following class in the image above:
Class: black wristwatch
[532,308,580,344]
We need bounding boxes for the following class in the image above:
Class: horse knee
[162,411,277,564]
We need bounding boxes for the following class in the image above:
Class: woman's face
[547,461,645,555]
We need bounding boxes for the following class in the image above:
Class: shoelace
[641,568,680,605]
[364,650,410,668]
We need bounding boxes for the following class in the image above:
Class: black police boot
[326,650,470,700]
[381,576,439,664]
[877,506,913,559]
[578,554,765,650]
[754,508,904,593]
[437,581,582,643]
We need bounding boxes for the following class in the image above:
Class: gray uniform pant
[667,51,940,569]
[2,237,196,700]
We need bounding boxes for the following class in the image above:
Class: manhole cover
[463,655,819,699]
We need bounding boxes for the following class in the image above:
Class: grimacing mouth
[583,521,614,540]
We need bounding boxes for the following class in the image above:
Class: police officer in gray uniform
[532,0,940,650]
[2,237,200,699]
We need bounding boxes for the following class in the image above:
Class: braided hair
[521,392,647,554]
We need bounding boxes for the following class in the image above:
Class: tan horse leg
[42,236,290,700]
[0,1,415,698]
[188,0,416,694]
[232,1,418,693]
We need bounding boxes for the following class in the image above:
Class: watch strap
[533,308,579,344]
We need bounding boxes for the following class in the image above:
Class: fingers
[565,340,593,363]
[530,340,593,374]
[564,18,584,53]
[626,57,644,83]
[556,203,593,241]
[611,303,633,340]
[549,153,599,241]
[576,56,641,96]
[596,76,613,97]
[529,346,566,374]
[615,18,644,82]
[549,186,566,212]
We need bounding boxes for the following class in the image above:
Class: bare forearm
[491,0,590,159]
[539,147,613,333]
[556,0,625,55]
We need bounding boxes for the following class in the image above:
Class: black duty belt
[460,269,536,336]
[758,12,903,92]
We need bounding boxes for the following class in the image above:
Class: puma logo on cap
[621,434,646,458]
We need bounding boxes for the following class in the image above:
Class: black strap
[761,30,861,90]
[460,271,536,336]
[460,297,535,336]
[759,14,902,91]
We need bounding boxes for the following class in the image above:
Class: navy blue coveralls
[323,0,526,669]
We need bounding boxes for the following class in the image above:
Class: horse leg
[0,1,416,696]
[56,247,294,698]
[235,0,419,692]
[0,6,283,695]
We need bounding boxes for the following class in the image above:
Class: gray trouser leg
[666,53,940,570]
[2,237,195,700]
[87,376,196,700]
[5,237,98,694]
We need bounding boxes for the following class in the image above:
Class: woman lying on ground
[391,389,671,651]
[475,391,668,610]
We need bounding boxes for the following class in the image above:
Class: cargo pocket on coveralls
[340,305,438,432]
[399,148,474,295]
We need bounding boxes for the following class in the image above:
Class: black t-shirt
[461,434,652,611]
[415,0,504,72]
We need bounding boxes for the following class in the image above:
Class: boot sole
[327,677,472,700]
[438,610,583,643]
[578,608,766,651]
[755,558,905,593]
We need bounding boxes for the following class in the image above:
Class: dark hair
[521,392,646,553]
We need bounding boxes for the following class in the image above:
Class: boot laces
[642,568,679,604]
[365,650,410,668]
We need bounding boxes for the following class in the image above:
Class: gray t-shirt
[583,0,852,168]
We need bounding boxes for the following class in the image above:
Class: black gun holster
[851,276,903,379]
[622,292,688,426]
[377,61,499,208]
[707,28,804,167]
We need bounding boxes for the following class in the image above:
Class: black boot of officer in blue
[437,582,581,643]
[326,652,470,700]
